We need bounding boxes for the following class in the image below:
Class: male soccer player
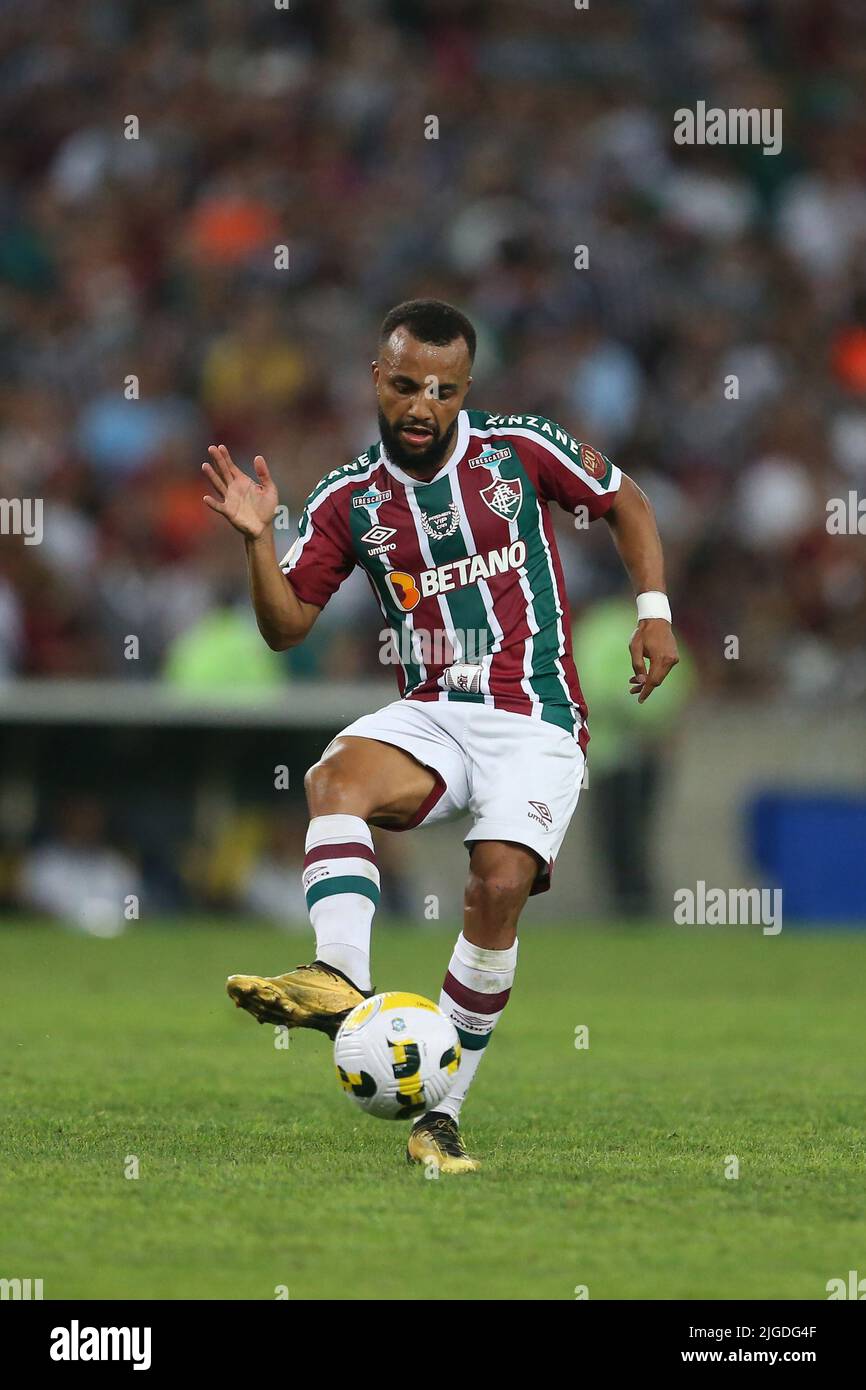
[203,299,678,1173]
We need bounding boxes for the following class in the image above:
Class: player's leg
[300,734,437,991]
[408,705,585,1173]
[436,838,535,1105]
[407,839,536,1173]
[227,734,437,1033]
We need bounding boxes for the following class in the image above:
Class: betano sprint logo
[386,539,526,611]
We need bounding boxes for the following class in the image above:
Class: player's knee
[465,868,531,918]
[304,757,366,816]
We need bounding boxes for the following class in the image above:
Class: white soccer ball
[333,991,461,1120]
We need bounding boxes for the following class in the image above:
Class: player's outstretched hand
[202,445,278,539]
[629,619,679,703]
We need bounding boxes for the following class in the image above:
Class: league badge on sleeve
[578,443,607,479]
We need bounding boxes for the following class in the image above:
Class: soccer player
[203,299,678,1173]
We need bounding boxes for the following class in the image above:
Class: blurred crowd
[2,0,866,703]
[1,791,416,932]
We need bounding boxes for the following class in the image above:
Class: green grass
[1,920,864,1300]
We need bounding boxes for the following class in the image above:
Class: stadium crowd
[2,0,866,707]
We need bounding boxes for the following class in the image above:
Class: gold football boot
[406,1112,480,1174]
[227,961,368,1039]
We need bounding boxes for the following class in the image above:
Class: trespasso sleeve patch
[488,415,621,519]
[279,487,355,608]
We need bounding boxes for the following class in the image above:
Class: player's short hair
[379,299,476,364]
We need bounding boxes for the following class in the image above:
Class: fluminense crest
[480,477,523,522]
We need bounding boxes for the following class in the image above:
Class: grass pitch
[1,920,864,1300]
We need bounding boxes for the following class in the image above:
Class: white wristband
[636,590,671,623]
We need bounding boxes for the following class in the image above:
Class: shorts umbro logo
[528,800,553,828]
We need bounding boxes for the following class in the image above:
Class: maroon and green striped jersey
[280,409,622,743]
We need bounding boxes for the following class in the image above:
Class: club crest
[480,477,523,522]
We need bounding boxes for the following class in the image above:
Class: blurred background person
[18,794,142,936]
[573,596,696,918]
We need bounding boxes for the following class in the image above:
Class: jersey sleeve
[507,418,622,520]
[279,487,355,609]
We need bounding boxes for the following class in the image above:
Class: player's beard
[378,407,458,475]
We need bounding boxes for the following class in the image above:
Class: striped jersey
[280,409,622,743]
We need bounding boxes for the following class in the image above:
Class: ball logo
[579,443,606,479]
[386,571,421,611]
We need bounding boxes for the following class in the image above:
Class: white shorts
[335,698,585,896]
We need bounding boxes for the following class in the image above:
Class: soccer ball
[333,991,461,1120]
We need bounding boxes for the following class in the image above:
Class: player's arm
[202,444,320,650]
[516,420,679,704]
[604,474,679,703]
[245,531,320,650]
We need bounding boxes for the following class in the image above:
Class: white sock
[434,932,518,1122]
[303,814,378,992]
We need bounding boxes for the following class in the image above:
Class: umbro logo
[361,525,397,545]
[527,800,553,828]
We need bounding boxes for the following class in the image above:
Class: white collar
[380,410,470,488]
